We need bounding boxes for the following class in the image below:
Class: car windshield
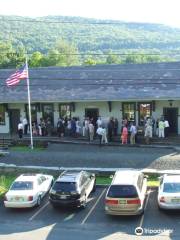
[107,185,138,198]
[52,182,76,192]
[10,181,33,190]
[163,182,180,193]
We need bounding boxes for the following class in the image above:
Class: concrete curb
[48,139,177,150]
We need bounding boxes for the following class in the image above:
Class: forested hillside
[0,15,180,67]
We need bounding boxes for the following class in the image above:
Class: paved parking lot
[0,187,180,240]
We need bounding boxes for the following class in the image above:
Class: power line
[0,82,180,86]
[0,52,179,56]
[0,17,150,26]
[1,77,180,81]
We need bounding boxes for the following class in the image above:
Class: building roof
[0,62,180,103]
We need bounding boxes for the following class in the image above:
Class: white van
[105,170,147,215]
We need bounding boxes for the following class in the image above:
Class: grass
[10,146,45,152]
[0,175,16,199]
[96,175,159,187]
[96,176,112,185]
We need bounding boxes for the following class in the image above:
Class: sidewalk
[0,134,180,150]
[19,135,180,150]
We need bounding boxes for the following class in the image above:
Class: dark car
[49,170,96,208]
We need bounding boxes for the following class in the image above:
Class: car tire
[158,205,163,211]
[92,180,96,192]
[36,196,41,206]
[81,195,87,209]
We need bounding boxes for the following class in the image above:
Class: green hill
[1,15,180,54]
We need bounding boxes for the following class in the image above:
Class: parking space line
[63,213,75,222]
[29,201,50,221]
[81,188,106,225]
[138,190,151,228]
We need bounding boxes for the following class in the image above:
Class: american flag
[6,64,28,87]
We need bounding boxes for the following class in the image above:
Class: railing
[0,137,11,150]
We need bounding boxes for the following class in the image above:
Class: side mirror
[90,173,95,179]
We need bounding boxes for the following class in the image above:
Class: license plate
[171,199,180,203]
[119,200,126,204]
[14,196,24,201]
[60,195,67,199]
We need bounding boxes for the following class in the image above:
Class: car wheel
[81,195,87,209]
[36,196,41,206]
[92,180,96,192]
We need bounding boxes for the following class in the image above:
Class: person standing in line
[88,121,94,142]
[22,116,28,135]
[96,125,103,146]
[85,117,89,138]
[108,117,114,142]
[57,118,64,137]
[67,118,71,136]
[18,121,23,138]
[101,126,108,144]
[40,118,46,136]
[114,118,118,136]
[82,118,86,137]
[158,119,165,138]
[144,118,152,144]
[121,125,128,144]
[96,117,102,128]
[76,118,81,137]
[130,122,137,144]
[38,124,42,136]
[164,119,169,138]
[71,117,76,137]
[156,118,159,136]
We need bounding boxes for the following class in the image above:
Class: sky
[0,0,180,28]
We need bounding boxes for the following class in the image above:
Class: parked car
[105,170,147,215]
[4,173,54,208]
[49,170,96,208]
[158,174,180,210]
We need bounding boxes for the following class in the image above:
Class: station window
[122,102,136,123]
[25,104,37,123]
[0,104,5,125]
[59,104,71,119]
[138,103,152,126]
[42,104,54,124]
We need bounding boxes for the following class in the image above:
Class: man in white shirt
[164,119,169,138]
[96,117,102,128]
[130,122,137,144]
[18,121,23,138]
[22,117,28,135]
[89,121,94,142]
[96,125,103,146]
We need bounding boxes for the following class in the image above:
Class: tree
[29,51,44,67]
[106,51,122,64]
[50,39,80,66]
[83,57,97,65]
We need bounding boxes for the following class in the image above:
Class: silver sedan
[158,174,180,210]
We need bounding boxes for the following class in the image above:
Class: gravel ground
[0,143,180,170]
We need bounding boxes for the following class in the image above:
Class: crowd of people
[17,115,170,145]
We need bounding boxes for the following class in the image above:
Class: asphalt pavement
[0,187,179,240]
[0,143,180,170]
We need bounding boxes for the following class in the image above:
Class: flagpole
[26,57,34,150]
